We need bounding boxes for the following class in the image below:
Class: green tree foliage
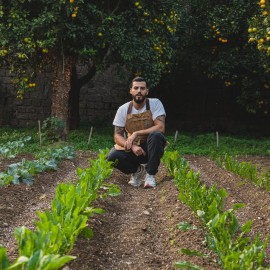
[170,0,270,114]
[0,0,180,98]
[248,0,270,53]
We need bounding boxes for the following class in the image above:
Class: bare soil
[0,151,270,269]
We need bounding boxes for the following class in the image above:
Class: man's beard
[133,95,146,104]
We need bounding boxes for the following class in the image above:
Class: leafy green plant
[163,150,269,269]
[41,117,65,142]
[0,146,75,187]
[213,153,270,190]
[2,149,119,270]
[0,136,31,159]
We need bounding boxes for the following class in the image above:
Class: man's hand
[131,144,146,156]
[124,132,137,150]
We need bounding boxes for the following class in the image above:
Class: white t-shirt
[113,98,166,127]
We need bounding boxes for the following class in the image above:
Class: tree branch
[77,64,96,88]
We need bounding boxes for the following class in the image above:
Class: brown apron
[115,99,154,150]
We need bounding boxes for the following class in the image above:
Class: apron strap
[146,98,150,110]
[127,101,133,114]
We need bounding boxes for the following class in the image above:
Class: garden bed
[0,151,269,269]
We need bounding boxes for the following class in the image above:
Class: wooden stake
[87,126,93,146]
[38,120,42,146]
[174,130,178,143]
[216,131,219,148]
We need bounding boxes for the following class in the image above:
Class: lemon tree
[0,0,180,130]
[170,0,270,114]
[248,0,270,54]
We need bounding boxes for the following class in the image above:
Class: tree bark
[69,64,96,130]
[51,54,75,135]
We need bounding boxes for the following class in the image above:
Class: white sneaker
[144,173,156,188]
[128,165,146,187]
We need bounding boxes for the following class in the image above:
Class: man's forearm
[114,126,126,147]
[133,124,164,137]
[114,133,126,147]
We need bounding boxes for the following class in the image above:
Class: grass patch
[1,127,270,156]
[166,132,270,156]
[67,126,114,151]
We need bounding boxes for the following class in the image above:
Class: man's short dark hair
[130,77,148,88]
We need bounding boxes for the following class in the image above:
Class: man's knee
[107,148,118,162]
[148,131,166,142]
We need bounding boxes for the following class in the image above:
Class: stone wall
[0,66,129,127]
[0,68,52,127]
[2,64,269,135]
[78,65,129,125]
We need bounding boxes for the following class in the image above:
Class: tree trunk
[69,64,96,130]
[51,54,75,136]
[69,66,80,130]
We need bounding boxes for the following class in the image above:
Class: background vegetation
[1,127,270,156]
[1,0,270,134]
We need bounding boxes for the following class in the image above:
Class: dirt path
[67,164,218,270]
[1,152,270,269]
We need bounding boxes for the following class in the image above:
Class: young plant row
[0,136,31,159]
[0,149,120,270]
[0,146,75,187]
[162,151,269,270]
[213,153,270,191]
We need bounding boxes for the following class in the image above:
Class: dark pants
[107,131,166,175]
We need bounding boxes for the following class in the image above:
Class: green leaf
[197,210,205,218]
[176,221,198,231]
[14,226,35,257]
[232,203,245,211]
[80,227,94,239]
[175,261,204,269]
[84,207,104,217]
[39,254,75,269]
[180,248,207,257]
[25,250,41,270]
[102,183,121,197]
[22,176,33,185]
[7,256,29,269]
[241,220,253,234]
[0,246,10,269]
